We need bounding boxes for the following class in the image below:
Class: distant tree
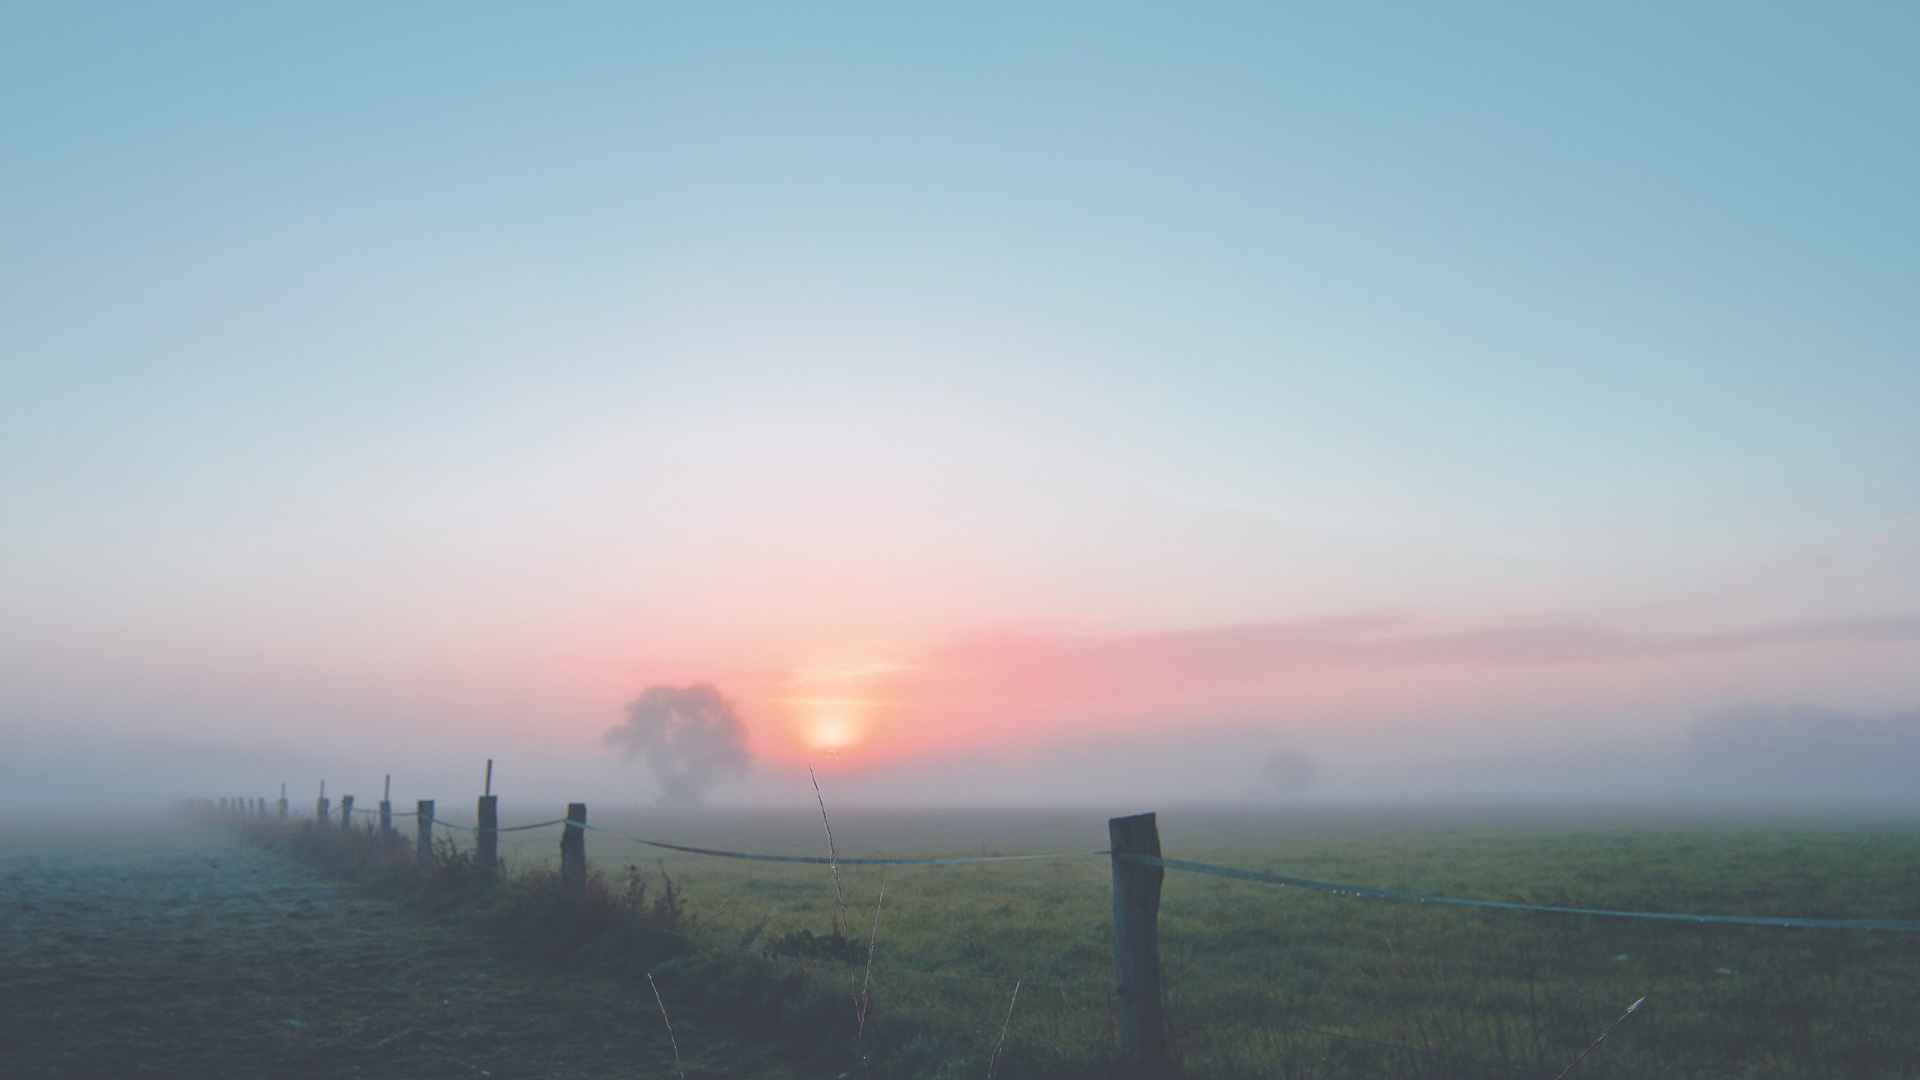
[1263,747,1320,792]
[604,683,753,804]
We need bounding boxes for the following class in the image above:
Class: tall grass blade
[809,763,849,938]
[1551,995,1645,1080]
[986,977,1022,1080]
[648,971,686,1080]
[855,875,887,1042]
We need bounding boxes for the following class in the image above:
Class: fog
[9,700,1918,821]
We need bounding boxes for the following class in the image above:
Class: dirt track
[0,820,796,1079]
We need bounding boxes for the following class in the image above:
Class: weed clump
[482,860,689,969]
[226,816,689,973]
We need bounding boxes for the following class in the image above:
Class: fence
[183,763,1920,1077]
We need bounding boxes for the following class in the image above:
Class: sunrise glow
[787,695,874,756]
[808,719,855,752]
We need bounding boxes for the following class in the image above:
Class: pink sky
[7,0,1920,810]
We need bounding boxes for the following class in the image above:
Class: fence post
[340,794,354,831]
[1109,811,1168,1074]
[561,802,587,897]
[416,799,435,865]
[379,774,393,835]
[477,794,499,872]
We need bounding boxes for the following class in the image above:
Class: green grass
[463,803,1920,1079]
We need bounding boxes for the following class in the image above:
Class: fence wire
[430,816,574,834]
[1116,852,1920,931]
[234,806,1920,931]
[577,821,1076,867]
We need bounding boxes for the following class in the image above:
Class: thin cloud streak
[923,611,1920,677]
[823,610,1920,765]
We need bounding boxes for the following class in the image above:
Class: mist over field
[9,700,1919,817]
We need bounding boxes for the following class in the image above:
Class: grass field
[473,802,1920,1078]
[10,806,1919,1078]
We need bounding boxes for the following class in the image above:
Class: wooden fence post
[1109,811,1168,1074]
[340,794,354,831]
[561,802,587,897]
[477,793,499,872]
[416,799,435,865]
[379,774,393,835]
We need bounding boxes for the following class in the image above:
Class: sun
[809,718,855,752]
[783,648,909,758]
[788,696,872,755]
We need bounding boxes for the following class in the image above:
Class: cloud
[960,611,1920,673]
[827,610,1920,763]
[903,611,1920,698]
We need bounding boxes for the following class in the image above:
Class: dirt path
[0,821,799,1079]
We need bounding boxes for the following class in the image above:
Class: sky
[4,3,1918,807]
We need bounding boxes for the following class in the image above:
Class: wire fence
[408,813,1920,933]
[1112,852,1920,932]
[198,794,1920,1077]
[456,816,1077,867]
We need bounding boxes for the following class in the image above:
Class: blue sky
[4,3,1917,774]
